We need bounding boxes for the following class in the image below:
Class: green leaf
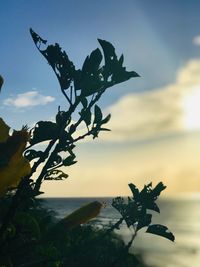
[30,121,59,145]
[93,105,103,124]
[146,224,175,242]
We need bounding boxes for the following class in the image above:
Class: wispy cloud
[193,35,200,46]
[102,59,200,142]
[3,91,55,108]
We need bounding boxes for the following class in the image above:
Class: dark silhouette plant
[0,29,174,267]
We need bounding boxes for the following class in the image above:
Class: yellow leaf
[0,123,31,197]
[60,201,102,230]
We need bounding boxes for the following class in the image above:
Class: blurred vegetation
[0,30,174,266]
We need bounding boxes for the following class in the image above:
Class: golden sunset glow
[183,86,200,130]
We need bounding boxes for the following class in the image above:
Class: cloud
[193,35,200,46]
[3,91,55,108]
[102,59,200,142]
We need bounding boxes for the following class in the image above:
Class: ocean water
[41,197,200,267]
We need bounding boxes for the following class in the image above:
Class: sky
[1,0,200,197]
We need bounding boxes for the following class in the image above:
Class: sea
[41,197,200,267]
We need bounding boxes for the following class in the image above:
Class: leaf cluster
[111,182,175,244]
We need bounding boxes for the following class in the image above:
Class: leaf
[146,224,175,242]
[98,38,140,85]
[93,105,103,124]
[99,128,111,132]
[30,121,59,145]
[128,183,140,200]
[101,114,111,124]
[81,97,88,109]
[63,155,76,166]
[56,110,71,126]
[44,169,68,180]
[48,155,62,168]
[0,126,31,196]
[82,48,102,74]
[80,109,92,126]
[0,75,4,91]
[24,149,43,161]
[30,28,76,91]
[137,211,152,230]
[59,201,102,230]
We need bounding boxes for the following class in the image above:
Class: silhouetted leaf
[81,97,88,109]
[128,183,140,200]
[63,155,77,166]
[82,48,102,74]
[24,149,44,161]
[30,29,76,91]
[0,75,4,91]
[98,38,140,86]
[137,210,152,230]
[80,109,92,126]
[101,114,111,124]
[44,169,68,180]
[146,224,175,242]
[56,110,71,126]
[94,105,103,124]
[48,155,62,168]
[30,121,59,145]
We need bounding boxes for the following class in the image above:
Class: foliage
[109,183,174,251]
[0,29,174,267]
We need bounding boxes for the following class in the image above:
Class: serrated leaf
[30,29,76,90]
[146,224,175,242]
[98,38,140,85]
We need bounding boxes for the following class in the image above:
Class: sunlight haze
[1,0,200,197]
